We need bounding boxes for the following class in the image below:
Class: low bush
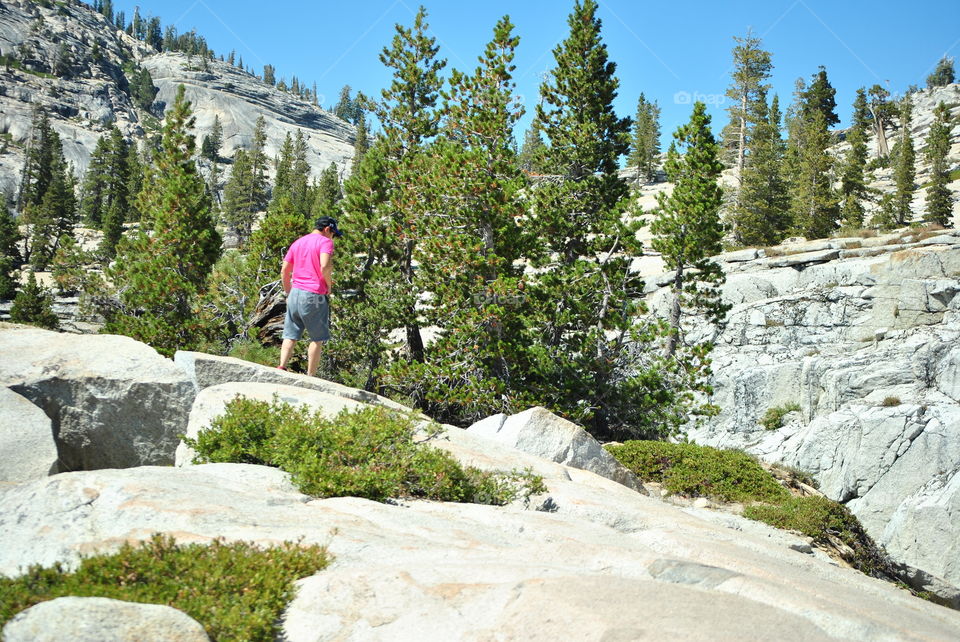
[880,396,901,407]
[185,398,545,505]
[744,496,893,578]
[604,441,790,504]
[0,534,329,640]
[759,402,801,431]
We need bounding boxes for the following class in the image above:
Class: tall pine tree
[628,93,661,182]
[839,88,871,228]
[105,85,222,355]
[891,99,916,226]
[724,30,772,199]
[925,101,953,226]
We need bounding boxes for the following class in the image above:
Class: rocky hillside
[0,0,354,201]
[644,228,960,606]
[3,325,960,639]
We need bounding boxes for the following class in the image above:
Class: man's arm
[320,252,333,292]
[281,260,293,295]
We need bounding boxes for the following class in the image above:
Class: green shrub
[0,534,328,640]
[605,441,790,504]
[185,398,545,505]
[227,339,281,368]
[744,496,893,578]
[759,402,801,430]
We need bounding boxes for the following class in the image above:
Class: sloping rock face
[0,324,194,472]
[3,461,959,638]
[468,407,643,491]
[3,597,210,642]
[657,232,960,598]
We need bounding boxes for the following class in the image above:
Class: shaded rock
[0,326,194,472]
[176,382,376,466]
[0,386,57,481]
[467,407,643,492]
[765,249,840,268]
[2,597,209,642]
[173,351,407,411]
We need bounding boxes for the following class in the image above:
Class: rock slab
[0,325,195,472]
[2,597,210,642]
[0,386,57,481]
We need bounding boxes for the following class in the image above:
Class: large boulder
[468,407,643,492]
[173,351,407,410]
[0,325,195,472]
[2,597,210,642]
[0,387,57,481]
[176,382,376,466]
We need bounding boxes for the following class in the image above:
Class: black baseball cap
[315,216,343,237]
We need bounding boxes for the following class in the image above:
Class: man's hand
[280,260,293,295]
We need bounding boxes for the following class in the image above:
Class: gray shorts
[282,288,330,342]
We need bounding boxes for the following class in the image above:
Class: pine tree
[387,15,529,423]
[925,101,953,226]
[523,0,652,438]
[311,163,342,217]
[80,134,111,228]
[723,30,772,192]
[363,5,447,365]
[220,117,268,245]
[0,203,21,299]
[99,126,131,258]
[200,114,222,161]
[263,64,275,86]
[628,93,661,182]
[800,66,839,127]
[867,84,894,158]
[927,56,955,88]
[353,118,369,163]
[652,101,727,355]
[731,92,789,245]
[891,99,916,226]
[105,85,222,356]
[517,120,548,174]
[839,88,871,228]
[10,271,59,330]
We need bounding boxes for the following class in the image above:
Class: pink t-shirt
[284,233,334,294]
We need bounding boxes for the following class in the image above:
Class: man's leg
[306,340,322,377]
[279,339,296,370]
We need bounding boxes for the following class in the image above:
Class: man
[277,216,342,376]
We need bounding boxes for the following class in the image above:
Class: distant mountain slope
[0,0,354,204]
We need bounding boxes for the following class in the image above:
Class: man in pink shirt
[277,216,342,376]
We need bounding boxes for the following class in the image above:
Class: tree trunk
[664,263,684,358]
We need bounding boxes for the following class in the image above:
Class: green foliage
[123,62,158,111]
[926,56,955,88]
[9,271,59,330]
[104,85,221,356]
[333,85,363,124]
[839,89,871,228]
[788,107,839,240]
[311,162,342,217]
[200,114,222,161]
[0,204,20,299]
[517,120,548,174]
[723,31,772,174]
[184,397,545,505]
[744,496,893,577]
[606,441,790,504]
[759,402,801,430]
[227,338,280,367]
[271,131,311,215]
[628,93,661,181]
[652,101,728,358]
[221,117,268,245]
[924,102,953,226]
[50,235,95,295]
[0,534,329,641]
[891,100,916,226]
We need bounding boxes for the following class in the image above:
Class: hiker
[277,216,342,376]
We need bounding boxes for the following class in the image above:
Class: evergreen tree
[99,127,131,258]
[652,101,727,357]
[867,84,895,158]
[311,163,342,216]
[220,117,268,244]
[839,88,871,228]
[105,85,221,356]
[927,56,955,88]
[731,92,789,245]
[517,120,548,174]
[891,99,916,226]
[263,64,276,86]
[628,93,661,182]
[800,66,839,127]
[387,15,529,423]
[524,0,652,438]
[271,131,311,215]
[925,101,953,226]
[0,203,21,299]
[200,114,222,161]
[334,85,362,123]
[80,134,111,228]
[353,117,369,163]
[125,142,144,221]
[363,5,447,365]
[789,108,838,239]
[723,30,772,190]
[10,271,59,330]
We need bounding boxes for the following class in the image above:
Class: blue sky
[111,0,959,144]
